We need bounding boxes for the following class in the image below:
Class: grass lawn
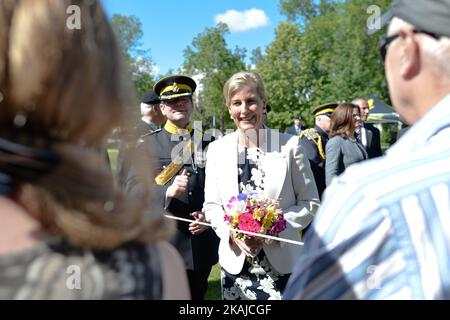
[107,148,222,300]
[108,148,118,174]
[205,263,221,300]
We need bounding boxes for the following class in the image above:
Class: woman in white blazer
[204,71,320,300]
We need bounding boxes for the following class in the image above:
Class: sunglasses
[379,30,440,62]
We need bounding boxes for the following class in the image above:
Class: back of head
[313,102,338,132]
[140,90,160,116]
[0,0,132,143]
[351,98,366,108]
[389,0,450,39]
[330,103,357,138]
[387,0,450,80]
[0,0,173,249]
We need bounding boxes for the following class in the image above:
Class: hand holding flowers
[224,193,287,257]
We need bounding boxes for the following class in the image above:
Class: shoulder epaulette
[299,128,319,141]
[140,128,161,139]
[299,128,326,160]
[137,128,161,145]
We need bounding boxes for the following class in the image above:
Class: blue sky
[102,0,285,75]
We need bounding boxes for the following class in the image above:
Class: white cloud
[214,9,269,33]
[151,65,160,75]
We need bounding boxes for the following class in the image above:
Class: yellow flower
[232,214,239,227]
[262,211,275,230]
[253,208,265,221]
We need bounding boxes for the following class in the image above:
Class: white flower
[246,148,260,161]
[236,277,252,290]
[249,265,266,276]
[240,288,257,300]
[242,183,255,193]
[257,278,275,293]
[234,277,258,300]
[250,168,264,187]
[223,286,240,300]
[221,269,227,285]
[268,290,282,300]
[266,271,280,283]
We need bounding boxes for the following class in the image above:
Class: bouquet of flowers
[223,193,286,241]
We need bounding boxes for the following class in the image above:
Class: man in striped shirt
[284,0,450,300]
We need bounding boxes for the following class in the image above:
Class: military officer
[116,91,166,187]
[136,90,166,135]
[126,75,219,300]
[300,103,338,199]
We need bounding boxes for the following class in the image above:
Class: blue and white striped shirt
[284,94,450,300]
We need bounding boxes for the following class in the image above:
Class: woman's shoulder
[269,129,300,150]
[327,135,346,146]
[0,239,164,299]
[207,130,237,149]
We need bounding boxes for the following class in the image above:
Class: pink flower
[269,214,286,235]
[238,213,261,236]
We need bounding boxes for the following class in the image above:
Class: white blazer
[204,129,320,275]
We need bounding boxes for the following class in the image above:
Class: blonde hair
[223,71,268,107]
[0,0,174,249]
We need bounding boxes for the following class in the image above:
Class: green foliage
[256,0,392,130]
[110,14,158,130]
[183,23,246,131]
[256,22,309,130]
[381,123,399,146]
[111,15,156,98]
[111,15,144,58]
[205,263,221,300]
[280,0,337,28]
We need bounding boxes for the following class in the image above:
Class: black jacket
[300,126,329,199]
[126,128,219,271]
[363,123,382,159]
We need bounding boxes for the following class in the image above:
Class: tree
[110,14,157,129]
[256,22,310,130]
[256,0,392,130]
[183,23,246,131]
[279,0,337,29]
[110,14,156,98]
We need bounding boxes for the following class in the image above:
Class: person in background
[0,0,188,300]
[284,0,450,299]
[126,75,219,300]
[204,71,319,300]
[137,90,166,135]
[116,91,166,187]
[325,103,368,186]
[285,115,305,136]
[352,98,383,158]
[300,103,338,199]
